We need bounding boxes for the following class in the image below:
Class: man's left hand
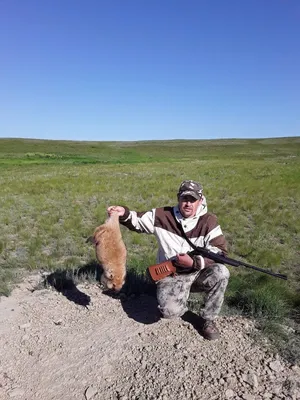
[176,253,194,268]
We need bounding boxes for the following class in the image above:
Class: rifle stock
[188,248,287,280]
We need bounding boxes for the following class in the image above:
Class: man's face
[178,195,202,218]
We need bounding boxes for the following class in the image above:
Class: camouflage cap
[177,180,203,200]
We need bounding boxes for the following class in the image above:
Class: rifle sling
[171,208,205,252]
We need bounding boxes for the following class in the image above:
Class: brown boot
[201,320,220,341]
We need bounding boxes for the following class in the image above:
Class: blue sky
[0,0,299,141]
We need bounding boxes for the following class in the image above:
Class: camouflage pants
[156,263,230,321]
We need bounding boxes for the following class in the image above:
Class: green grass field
[1,137,300,361]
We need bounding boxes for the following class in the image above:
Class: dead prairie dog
[93,212,127,291]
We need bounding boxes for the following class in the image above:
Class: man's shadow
[42,261,160,324]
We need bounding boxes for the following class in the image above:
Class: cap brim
[179,190,201,200]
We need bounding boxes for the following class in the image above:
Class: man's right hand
[107,206,125,217]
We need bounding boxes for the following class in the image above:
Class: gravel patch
[0,274,299,400]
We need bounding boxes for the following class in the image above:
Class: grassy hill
[0,136,299,165]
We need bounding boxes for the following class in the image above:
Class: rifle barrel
[191,248,287,280]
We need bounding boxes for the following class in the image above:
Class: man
[107,180,230,340]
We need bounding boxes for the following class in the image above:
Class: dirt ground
[0,273,299,400]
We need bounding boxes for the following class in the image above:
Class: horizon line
[0,135,299,144]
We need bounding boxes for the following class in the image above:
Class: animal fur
[92,212,127,291]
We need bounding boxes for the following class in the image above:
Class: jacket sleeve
[119,206,155,234]
[192,214,228,270]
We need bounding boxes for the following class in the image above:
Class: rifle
[187,247,287,280]
[147,248,288,282]
[170,209,287,281]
